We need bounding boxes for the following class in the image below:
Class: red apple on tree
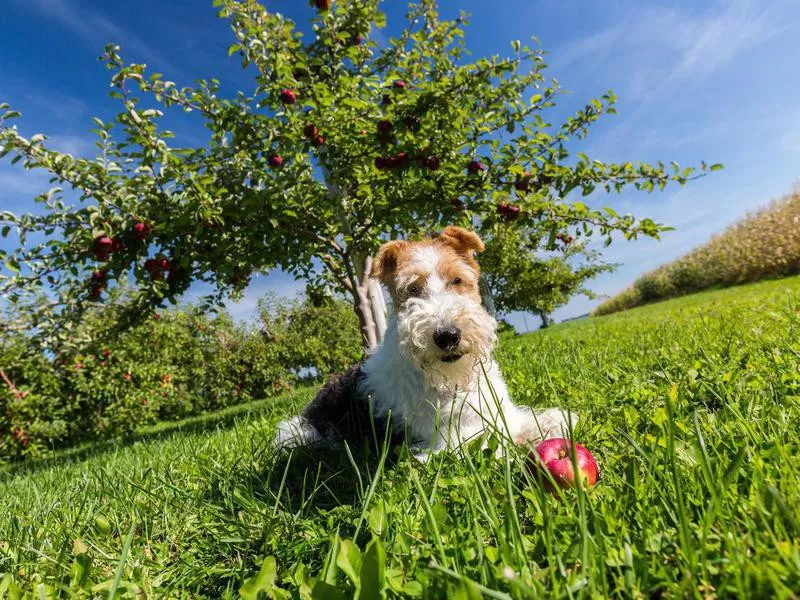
[269,154,283,168]
[514,171,532,192]
[497,202,521,221]
[529,438,599,491]
[93,235,113,260]
[377,119,393,135]
[311,135,325,148]
[314,0,331,11]
[450,198,465,211]
[303,124,318,139]
[393,152,409,168]
[88,284,105,299]
[131,222,151,240]
[467,160,485,174]
[394,79,406,89]
[279,89,297,104]
[426,155,441,171]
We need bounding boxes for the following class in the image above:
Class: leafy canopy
[0,0,719,342]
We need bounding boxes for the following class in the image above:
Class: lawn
[2,277,800,598]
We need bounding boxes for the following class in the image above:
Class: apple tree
[480,224,615,328]
[0,0,718,350]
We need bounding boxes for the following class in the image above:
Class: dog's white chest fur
[359,319,550,456]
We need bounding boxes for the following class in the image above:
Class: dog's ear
[371,240,406,286]
[439,226,484,255]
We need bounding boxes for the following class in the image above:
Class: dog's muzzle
[434,326,461,350]
[434,326,464,362]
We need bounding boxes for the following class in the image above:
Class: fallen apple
[529,438,599,490]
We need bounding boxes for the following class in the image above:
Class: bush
[0,295,361,462]
[594,187,800,315]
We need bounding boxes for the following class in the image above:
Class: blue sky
[1,0,799,330]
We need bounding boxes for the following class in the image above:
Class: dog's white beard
[396,295,497,393]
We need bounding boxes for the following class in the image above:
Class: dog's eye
[451,277,462,286]
[407,283,421,296]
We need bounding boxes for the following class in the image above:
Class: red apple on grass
[529,438,599,491]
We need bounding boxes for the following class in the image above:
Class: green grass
[2,276,800,598]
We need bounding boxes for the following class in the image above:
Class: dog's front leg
[511,406,579,445]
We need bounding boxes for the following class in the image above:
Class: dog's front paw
[411,449,433,463]
[512,407,578,445]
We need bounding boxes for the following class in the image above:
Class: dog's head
[371,226,497,387]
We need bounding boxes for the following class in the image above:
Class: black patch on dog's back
[302,365,404,451]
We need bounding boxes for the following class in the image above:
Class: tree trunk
[539,312,552,329]
[350,255,387,351]
[354,282,378,350]
[368,278,388,344]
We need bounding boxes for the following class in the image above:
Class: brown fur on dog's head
[371,227,484,303]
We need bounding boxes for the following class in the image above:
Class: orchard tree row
[0,0,719,349]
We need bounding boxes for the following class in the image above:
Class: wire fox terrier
[275,226,575,460]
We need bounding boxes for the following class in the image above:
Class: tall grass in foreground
[1,276,800,597]
[594,187,800,315]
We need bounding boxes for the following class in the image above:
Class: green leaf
[453,579,483,600]
[710,163,724,171]
[239,556,278,600]
[336,539,363,586]
[357,539,386,600]
[368,499,387,536]
[312,581,348,600]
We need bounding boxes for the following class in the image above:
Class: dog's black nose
[433,326,461,350]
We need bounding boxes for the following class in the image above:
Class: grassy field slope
[594,188,800,316]
[2,277,800,598]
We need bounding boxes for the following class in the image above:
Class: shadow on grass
[1,387,315,479]
[259,437,404,512]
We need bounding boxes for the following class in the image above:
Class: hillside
[594,188,800,315]
[2,276,799,597]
